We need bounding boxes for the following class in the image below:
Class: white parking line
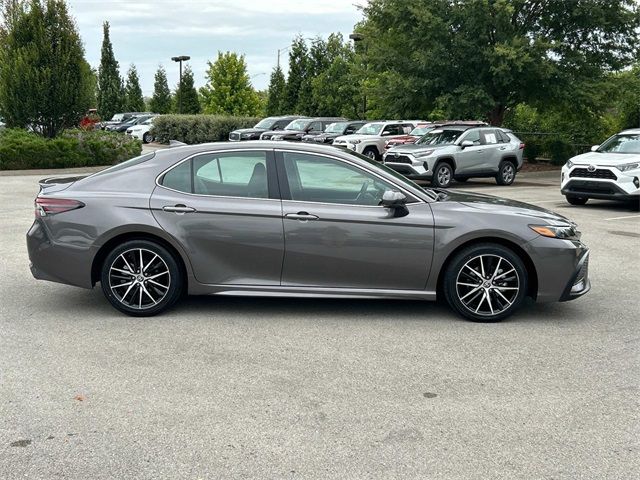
[604,214,640,221]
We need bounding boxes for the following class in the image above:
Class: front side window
[325,122,347,133]
[460,130,481,145]
[282,152,394,206]
[285,119,309,131]
[161,151,269,198]
[383,125,402,135]
[308,121,323,132]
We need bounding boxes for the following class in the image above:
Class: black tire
[431,162,454,188]
[142,132,153,144]
[100,239,183,316]
[362,146,379,161]
[443,243,528,322]
[495,160,516,185]
[565,195,588,206]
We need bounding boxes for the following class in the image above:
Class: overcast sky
[67,0,366,96]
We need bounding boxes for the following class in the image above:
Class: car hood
[335,134,380,142]
[231,127,267,135]
[389,143,451,154]
[388,135,418,143]
[570,151,640,166]
[439,189,574,225]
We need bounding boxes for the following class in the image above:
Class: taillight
[35,197,84,217]
[519,142,525,150]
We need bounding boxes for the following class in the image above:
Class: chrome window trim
[154,148,278,201]
[275,148,426,205]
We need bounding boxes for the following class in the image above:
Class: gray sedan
[27,142,589,322]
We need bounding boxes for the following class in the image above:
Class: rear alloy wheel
[566,195,588,206]
[444,244,528,322]
[496,161,516,185]
[100,240,183,316]
[432,162,453,188]
[142,132,153,144]
[362,147,379,161]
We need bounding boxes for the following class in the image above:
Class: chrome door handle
[163,205,196,213]
[285,212,319,221]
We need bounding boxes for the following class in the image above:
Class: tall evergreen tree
[96,21,124,120]
[149,65,172,114]
[0,0,93,137]
[266,65,286,115]
[124,64,144,112]
[282,36,308,114]
[200,51,261,116]
[297,36,328,115]
[174,65,200,114]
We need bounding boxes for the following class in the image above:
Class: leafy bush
[152,114,261,144]
[545,138,574,166]
[523,141,541,163]
[0,128,142,170]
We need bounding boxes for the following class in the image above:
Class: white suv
[332,121,417,160]
[561,128,640,206]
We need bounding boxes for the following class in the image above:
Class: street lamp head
[349,32,365,42]
[171,55,190,62]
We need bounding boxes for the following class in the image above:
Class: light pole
[171,55,190,114]
[349,33,367,119]
[276,46,290,70]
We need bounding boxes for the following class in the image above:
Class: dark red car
[384,120,487,150]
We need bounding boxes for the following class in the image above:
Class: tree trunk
[488,104,506,126]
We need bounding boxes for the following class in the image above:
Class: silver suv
[383,126,525,187]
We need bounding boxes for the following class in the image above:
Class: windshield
[417,129,463,145]
[410,126,434,136]
[285,119,309,131]
[325,122,347,133]
[597,134,640,154]
[111,114,124,122]
[356,123,384,135]
[342,150,438,200]
[254,117,278,129]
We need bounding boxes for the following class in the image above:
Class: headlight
[565,159,573,168]
[616,162,640,172]
[415,149,434,158]
[350,140,361,145]
[530,224,578,240]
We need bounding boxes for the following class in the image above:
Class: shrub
[0,128,142,170]
[152,114,261,144]
[545,138,574,166]
[523,141,541,163]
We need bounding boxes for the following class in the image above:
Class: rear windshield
[90,152,155,177]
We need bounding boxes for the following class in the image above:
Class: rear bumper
[27,220,94,289]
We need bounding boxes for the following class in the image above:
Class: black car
[228,116,306,141]
[260,117,347,141]
[302,120,366,144]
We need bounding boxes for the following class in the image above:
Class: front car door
[150,149,284,285]
[276,150,434,290]
[454,128,486,175]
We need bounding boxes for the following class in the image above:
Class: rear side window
[161,151,269,199]
[481,130,499,144]
[497,130,511,143]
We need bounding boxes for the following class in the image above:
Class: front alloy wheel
[444,244,527,322]
[432,163,453,188]
[142,132,153,144]
[101,240,183,316]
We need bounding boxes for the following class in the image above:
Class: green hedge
[152,114,261,144]
[0,128,142,170]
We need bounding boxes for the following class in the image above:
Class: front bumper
[383,154,431,179]
[559,250,591,302]
[561,165,640,201]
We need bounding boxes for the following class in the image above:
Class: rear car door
[480,129,503,172]
[150,149,284,285]
[276,150,434,290]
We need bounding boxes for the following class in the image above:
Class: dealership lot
[0,170,638,479]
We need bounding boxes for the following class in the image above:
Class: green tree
[360,0,640,125]
[282,36,308,113]
[149,65,172,114]
[96,21,124,120]
[124,64,145,112]
[266,65,286,115]
[174,65,200,114]
[200,51,261,116]
[0,0,93,137]
[296,36,329,115]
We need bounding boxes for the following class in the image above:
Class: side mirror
[381,190,409,217]
[460,140,474,148]
[591,145,599,152]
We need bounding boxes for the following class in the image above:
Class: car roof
[620,128,640,134]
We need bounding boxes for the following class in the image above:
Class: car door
[276,150,434,290]
[479,129,503,172]
[454,129,486,175]
[150,149,284,286]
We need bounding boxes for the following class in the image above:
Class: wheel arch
[91,230,190,288]
[434,156,457,171]
[436,236,538,300]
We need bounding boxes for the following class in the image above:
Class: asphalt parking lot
[1,169,638,479]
